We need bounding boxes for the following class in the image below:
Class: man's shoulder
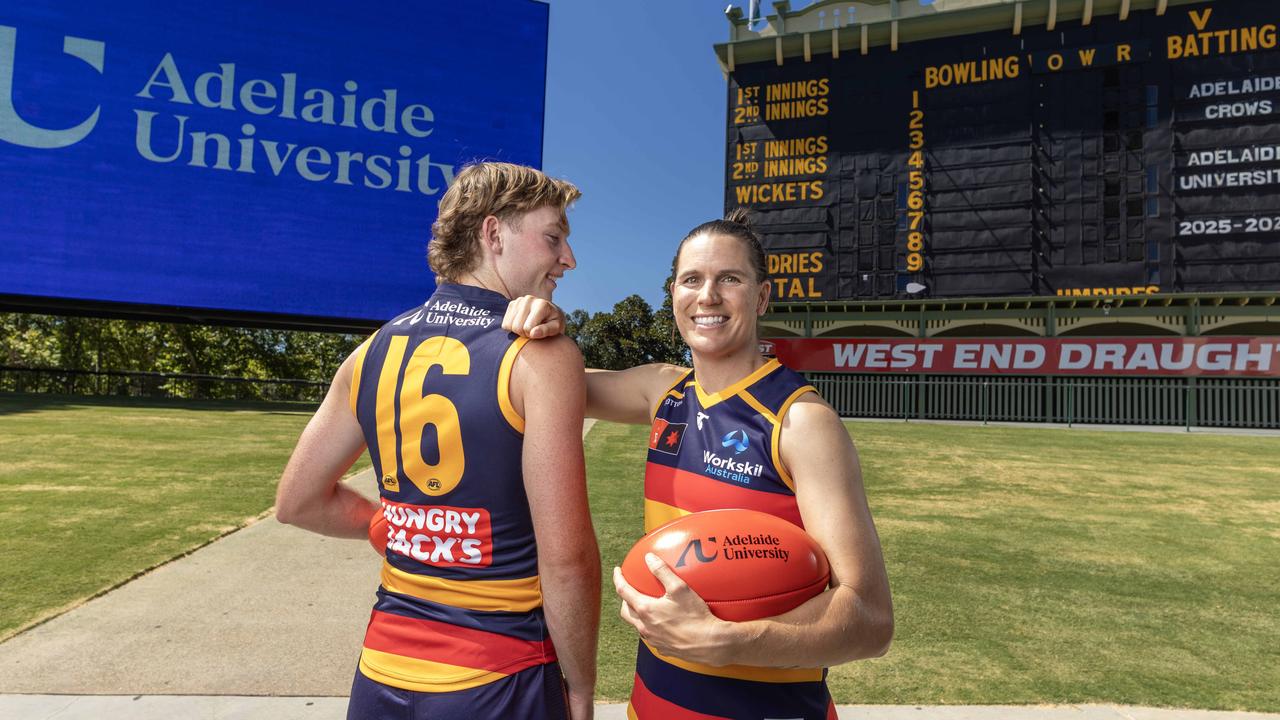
[518,335,584,367]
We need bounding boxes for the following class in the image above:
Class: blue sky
[541,1,735,315]
[540,1,935,315]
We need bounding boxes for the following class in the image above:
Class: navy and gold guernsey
[630,358,837,720]
[347,284,556,696]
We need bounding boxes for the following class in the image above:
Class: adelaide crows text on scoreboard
[724,0,1280,300]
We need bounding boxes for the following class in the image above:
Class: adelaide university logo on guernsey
[0,26,105,149]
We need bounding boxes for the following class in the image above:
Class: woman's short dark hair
[670,207,767,283]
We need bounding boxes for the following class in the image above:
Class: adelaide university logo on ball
[0,26,104,149]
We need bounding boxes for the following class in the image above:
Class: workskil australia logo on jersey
[703,429,762,485]
[721,428,749,454]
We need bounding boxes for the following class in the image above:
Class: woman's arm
[584,365,686,424]
[502,293,687,425]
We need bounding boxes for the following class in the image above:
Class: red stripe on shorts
[364,610,555,673]
[629,672,731,720]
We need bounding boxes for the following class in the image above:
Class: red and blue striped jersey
[630,358,837,720]
[348,283,554,693]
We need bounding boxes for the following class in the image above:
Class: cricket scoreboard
[725,0,1280,301]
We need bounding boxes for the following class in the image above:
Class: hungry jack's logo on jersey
[379,499,492,567]
[648,418,687,455]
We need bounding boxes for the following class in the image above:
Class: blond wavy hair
[428,162,581,283]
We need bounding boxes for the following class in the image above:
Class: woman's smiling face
[670,232,770,361]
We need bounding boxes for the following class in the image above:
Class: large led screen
[0,1,548,325]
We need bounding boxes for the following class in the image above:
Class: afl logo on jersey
[382,474,400,492]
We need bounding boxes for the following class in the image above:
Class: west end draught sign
[0,1,548,324]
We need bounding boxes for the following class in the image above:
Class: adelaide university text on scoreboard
[725,1,1280,300]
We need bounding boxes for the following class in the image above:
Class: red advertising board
[760,338,1280,377]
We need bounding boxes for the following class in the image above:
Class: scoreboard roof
[715,0,1207,70]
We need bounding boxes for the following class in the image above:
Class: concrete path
[2,418,1276,719]
[0,472,381,696]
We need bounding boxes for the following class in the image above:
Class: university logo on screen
[0,27,103,149]
[0,25,457,196]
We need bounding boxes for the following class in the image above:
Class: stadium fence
[0,365,326,403]
[809,373,1280,430]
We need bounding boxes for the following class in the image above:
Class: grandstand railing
[809,374,1280,430]
[0,365,327,403]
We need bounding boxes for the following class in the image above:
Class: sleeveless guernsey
[348,283,555,694]
[629,359,837,720]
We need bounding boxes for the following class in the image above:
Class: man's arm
[614,395,893,668]
[514,336,601,719]
[275,349,378,538]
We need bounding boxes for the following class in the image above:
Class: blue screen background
[0,1,548,323]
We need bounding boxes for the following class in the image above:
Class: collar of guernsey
[638,358,826,688]
[349,282,556,693]
[433,281,509,303]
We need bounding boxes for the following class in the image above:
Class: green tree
[0,312,362,400]
[653,280,688,366]
[565,293,686,370]
[0,314,60,367]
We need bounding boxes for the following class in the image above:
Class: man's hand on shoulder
[503,295,565,339]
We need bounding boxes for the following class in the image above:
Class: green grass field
[0,395,323,639]
[2,394,1277,709]
[585,421,1280,710]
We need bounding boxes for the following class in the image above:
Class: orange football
[368,510,388,554]
[621,508,830,622]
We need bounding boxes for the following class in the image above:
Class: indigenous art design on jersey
[348,284,555,694]
[629,359,837,720]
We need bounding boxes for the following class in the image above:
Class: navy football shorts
[347,662,567,720]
